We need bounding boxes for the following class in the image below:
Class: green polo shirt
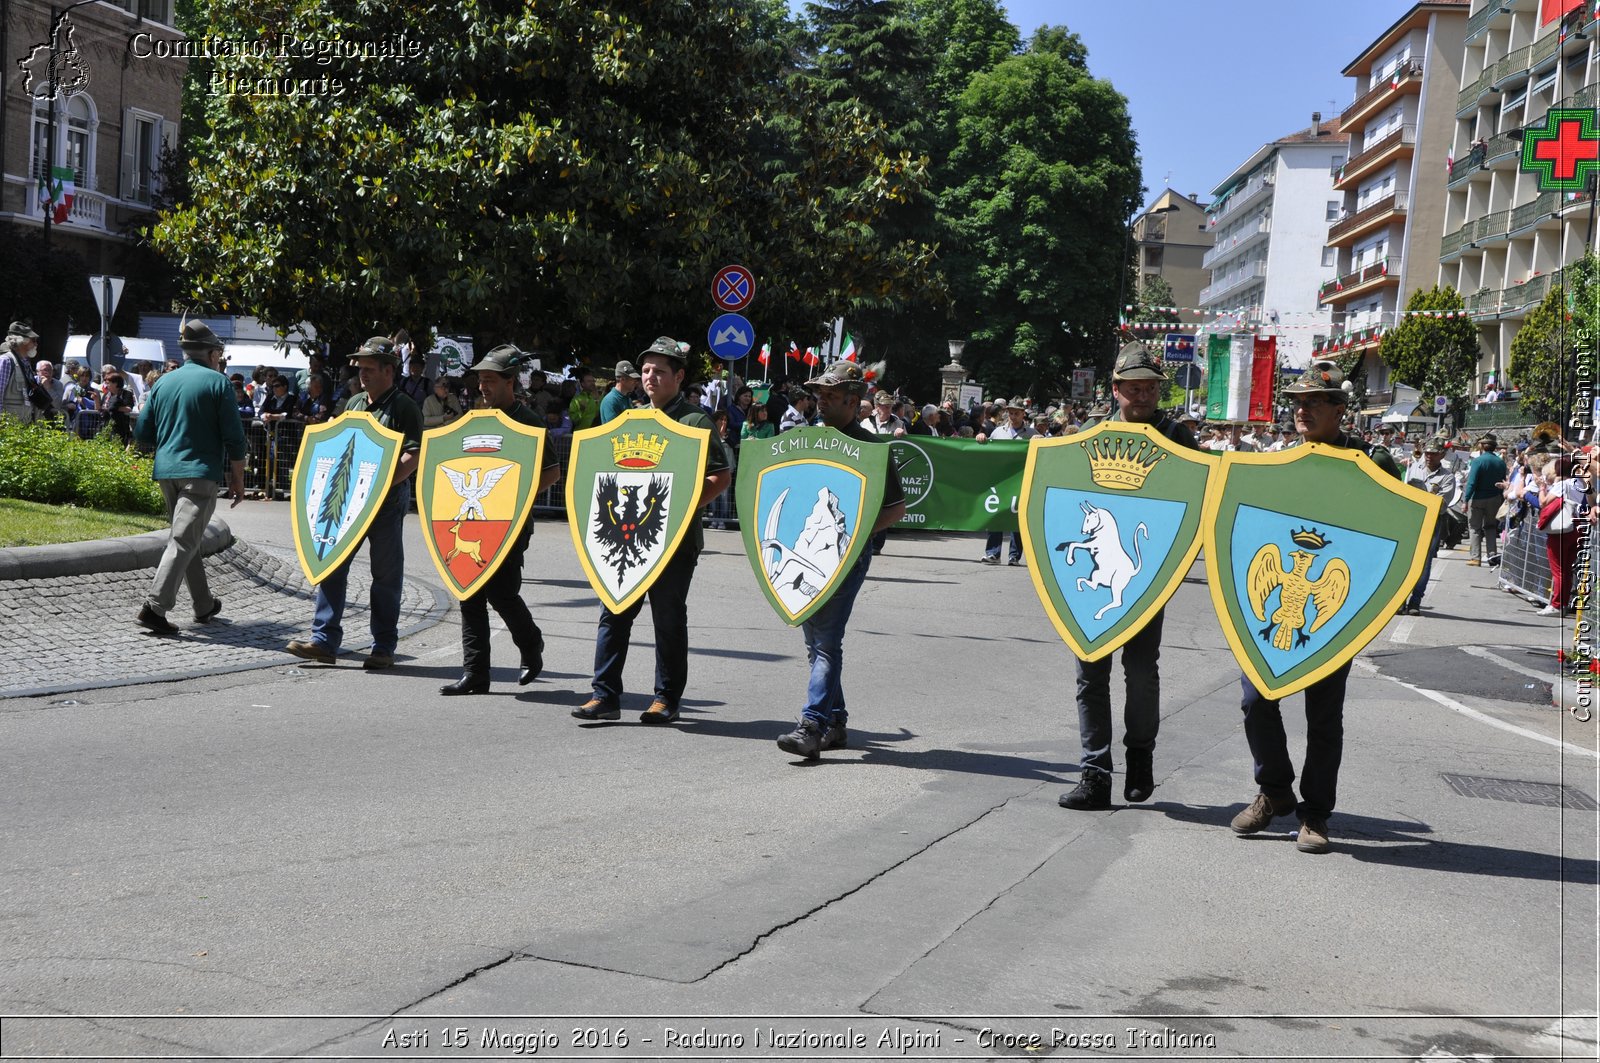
[344,384,423,453]
[133,358,247,481]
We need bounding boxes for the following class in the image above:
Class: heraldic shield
[1019,421,1214,661]
[565,408,711,613]
[291,412,405,586]
[418,410,547,602]
[735,426,891,626]
[1203,445,1443,700]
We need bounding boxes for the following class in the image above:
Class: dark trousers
[592,548,698,708]
[460,535,542,677]
[1074,610,1164,777]
[1239,662,1350,822]
[1405,514,1441,610]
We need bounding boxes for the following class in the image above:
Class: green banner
[888,436,1029,531]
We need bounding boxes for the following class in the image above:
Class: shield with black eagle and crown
[565,408,712,613]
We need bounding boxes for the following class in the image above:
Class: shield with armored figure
[1019,421,1216,661]
[291,412,406,585]
[417,409,547,601]
[735,426,891,626]
[565,408,712,613]
[1202,444,1443,700]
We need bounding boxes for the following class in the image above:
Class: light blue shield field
[1043,487,1188,643]
[752,462,867,620]
[1229,504,1396,680]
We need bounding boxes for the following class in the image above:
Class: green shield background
[564,408,711,613]
[1203,445,1442,700]
[736,426,890,626]
[1020,422,1214,661]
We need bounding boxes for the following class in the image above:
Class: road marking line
[1460,644,1558,683]
[1367,666,1599,760]
[1391,613,1416,644]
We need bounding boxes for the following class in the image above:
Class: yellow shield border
[290,412,405,586]
[418,409,548,602]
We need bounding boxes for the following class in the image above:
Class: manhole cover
[1441,773,1599,810]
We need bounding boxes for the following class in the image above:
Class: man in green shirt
[440,344,563,695]
[568,368,600,431]
[598,360,640,424]
[573,337,731,724]
[287,336,423,669]
[133,320,247,634]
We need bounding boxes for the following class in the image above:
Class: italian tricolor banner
[1206,333,1269,422]
[840,332,859,362]
[39,165,74,224]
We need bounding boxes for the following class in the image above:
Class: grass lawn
[0,498,167,548]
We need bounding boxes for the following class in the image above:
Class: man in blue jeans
[286,337,423,670]
[775,360,906,759]
[573,337,731,725]
[1059,344,1197,811]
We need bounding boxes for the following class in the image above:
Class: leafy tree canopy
[1381,285,1477,416]
[153,1,938,361]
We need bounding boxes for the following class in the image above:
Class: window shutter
[119,107,136,200]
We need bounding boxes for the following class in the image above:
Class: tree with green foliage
[938,26,1141,398]
[910,0,1019,158]
[1381,285,1477,423]
[1510,281,1578,423]
[152,2,937,362]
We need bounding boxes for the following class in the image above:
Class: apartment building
[1,0,185,272]
[1318,0,1468,402]
[1201,116,1345,368]
[1441,0,1596,394]
[1131,190,1213,312]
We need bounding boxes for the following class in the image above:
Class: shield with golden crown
[1020,420,1215,661]
[565,407,712,613]
[417,409,547,601]
[1202,444,1443,700]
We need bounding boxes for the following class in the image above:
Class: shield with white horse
[1019,421,1215,661]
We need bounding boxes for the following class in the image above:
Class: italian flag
[840,332,859,362]
[803,347,821,367]
[40,165,74,224]
[787,341,802,362]
[757,342,771,367]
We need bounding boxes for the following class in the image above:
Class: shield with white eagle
[418,409,547,601]
[291,412,405,585]
[565,408,711,613]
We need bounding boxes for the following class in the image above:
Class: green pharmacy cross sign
[1521,108,1600,191]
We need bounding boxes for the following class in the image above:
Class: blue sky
[996,1,1414,208]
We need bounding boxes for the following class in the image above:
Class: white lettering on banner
[984,487,1000,514]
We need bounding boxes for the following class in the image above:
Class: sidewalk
[0,508,448,698]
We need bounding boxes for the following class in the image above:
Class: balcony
[1508,189,1562,234]
[1201,216,1270,269]
[1466,0,1511,44]
[1319,256,1401,305]
[1334,124,1416,189]
[1327,190,1409,246]
[1447,141,1489,188]
[1343,58,1426,129]
[1441,226,1471,259]
[1204,170,1273,230]
[1199,259,1266,306]
[1490,43,1534,92]
[1457,66,1495,114]
[22,182,107,231]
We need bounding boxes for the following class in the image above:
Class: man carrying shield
[1059,343,1199,811]
[1229,360,1398,854]
[440,344,563,695]
[573,337,731,724]
[286,336,423,670]
[774,361,907,759]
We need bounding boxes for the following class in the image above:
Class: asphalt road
[1,501,1596,1062]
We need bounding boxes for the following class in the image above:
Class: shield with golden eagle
[1202,444,1443,700]
[565,408,712,613]
[1019,421,1215,661]
[418,409,547,601]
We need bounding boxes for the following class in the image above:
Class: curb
[0,518,234,579]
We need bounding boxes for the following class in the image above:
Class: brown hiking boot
[1296,817,1331,853]
[1230,792,1296,834]
[639,699,680,725]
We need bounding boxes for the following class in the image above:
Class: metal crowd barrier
[1496,506,1600,609]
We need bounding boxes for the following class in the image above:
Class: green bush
[0,417,163,515]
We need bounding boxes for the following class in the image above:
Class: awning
[1381,402,1426,423]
